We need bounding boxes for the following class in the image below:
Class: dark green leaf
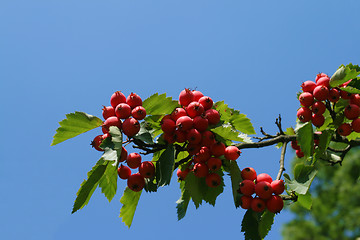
[258,210,275,239]
[330,64,360,88]
[283,163,318,195]
[98,162,118,202]
[142,93,179,116]
[72,160,107,213]
[51,111,103,146]
[176,180,190,220]
[184,171,204,208]
[295,121,314,157]
[119,187,142,228]
[156,145,175,186]
[226,160,242,208]
[133,121,155,144]
[241,209,261,240]
[144,178,158,192]
[297,192,313,210]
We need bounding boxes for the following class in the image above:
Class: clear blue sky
[1,1,359,239]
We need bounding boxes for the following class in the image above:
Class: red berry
[122,118,140,137]
[291,140,300,150]
[171,108,187,121]
[126,93,142,109]
[251,197,266,212]
[299,92,314,107]
[316,76,330,88]
[297,107,312,122]
[198,96,213,110]
[193,162,209,178]
[127,173,145,192]
[255,181,273,199]
[187,128,202,144]
[328,88,340,102]
[350,94,360,107]
[256,173,273,184]
[340,90,353,99]
[118,164,131,179]
[174,129,187,143]
[315,73,329,82]
[271,180,285,195]
[205,109,220,125]
[352,118,360,133]
[192,90,204,101]
[241,167,257,181]
[194,146,211,163]
[344,104,360,120]
[193,115,209,132]
[102,106,116,120]
[179,89,194,106]
[240,195,253,209]
[301,81,316,93]
[201,131,216,147]
[313,85,329,101]
[205,173,222,188]
[311,101,326,115]
[177,168,190,181]
[91,135,104,151]
[139,161,155,178]
[186,144,201,155]
[337,123,352,136]
[186,101,205,118]
[224,146,241,161]
[266,195,284,213]
[127,153,142,169]
[131,106,147,120]
[120,146,128,162]
[210,142,226,157]
[162,132,175,144]
[239,179,255,196]
[296,149,304,158]
[207,157,222,171]
[176,116,193,131]
[161,118,176,134]
[115,103,132,119]
[110,91,126,108]
[312,114,325,127]
[102,116,122,132]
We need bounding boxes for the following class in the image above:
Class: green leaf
[156,145,175,186]
[283,163,318,195]
[98,162,118,202]
[108,126,123,162]
[51,111,103,146]
[184,171,204,208]
[176,180,190,220]
[203,170,224,206]
[133,121,155,144]
[258,210,275,239]
[295,121,314,157]
[144,178,158,193]
[226,160,242,208]
[330,64,360,88]
[241,209,261,240]
[72,160,107,213]
[211,125,244,145]
[297,192,313,210]
[119,187,142,228]
[142,93,179,116]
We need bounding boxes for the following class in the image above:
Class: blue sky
[1,1,360,239]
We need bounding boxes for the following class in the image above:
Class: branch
[235,134,296,149]
[276,142,287,180]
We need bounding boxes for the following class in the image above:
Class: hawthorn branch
[276,142,287,180]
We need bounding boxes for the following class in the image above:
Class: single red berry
[316,76,330,88]
[328,88,340,102]
[337,123,352,136]
[301,81,316,93]
[207,157,222,171]
[210,142,226,157]
[171,108,187,121]
[102,106,116,120]
[340,90,353,99]
[296,149,304,158]
[239,179,255,196]
[102,116,122,132]
[255,181,273,199]
[344,104,360,120]
[266,195,284,214]
[193,146,211,163]
[161,118,176,134]
[350,94,360,107]
[240,195,253,209]
[291,140,300,150]
[122,118,140,137]
[179,88,194,106]
[176,116,193,131]
[251,197,266,212]
[102,132,111,140]
[131,106,146,120]
[312,114,325,127]
[315,73,329,82]
[177,168,190,181]
[271,180,285,195]
[311,101,326,115]
[162,132,175,144]
[313,85,329,101]
[201,130,216,147]
[174,129,187,143]
[126,93,142,109]
[352,118,360,133]
[127,173,145,192]
[186,101,205,118]
[192,90,204,101]
[139,161,155,178]
[256,173,273,184]
[297,107,312,122]
[205,109,220,125]
[193,115,209,132]
[110,91,126,108]
[198,96,213,110]
[127,152,142,169]
[186,144,201,155]
[118,164,131,180]
[299,92,314,107]
[91,135,104,151]
[187,128,202,144]
[115,103,132,119]
[241,167,257,181]
[224,146,241,161]
[193,162,209,178]
[205,173,222,188]
[102,125,109,134]
[120,146,128,162]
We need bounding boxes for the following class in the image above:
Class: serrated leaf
[258,210,275,239]
[283,164,317,195]
[211,125,244,145]
[72,160,107,213]
[51,111,103,146]
[241,209,261,240]
[144,178,158,193]
[176,180,190,220]
[143,93,179,116]
[133,121,155,144]
[119,187,142,228]
[184,171,204,208]
[330,64,360,88]
[226,160,242,208]
[297,192,313,210]
[339,86,360,94]
[156,145,175,186]
[295,121,314,157]
[108,126,123,163]
[98,162,118,202]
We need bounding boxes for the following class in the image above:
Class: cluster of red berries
[164,89,241,187]
[90,91,152,192]
[290,137,320,158]
[238,167,284,214]
[297,74,360,136]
